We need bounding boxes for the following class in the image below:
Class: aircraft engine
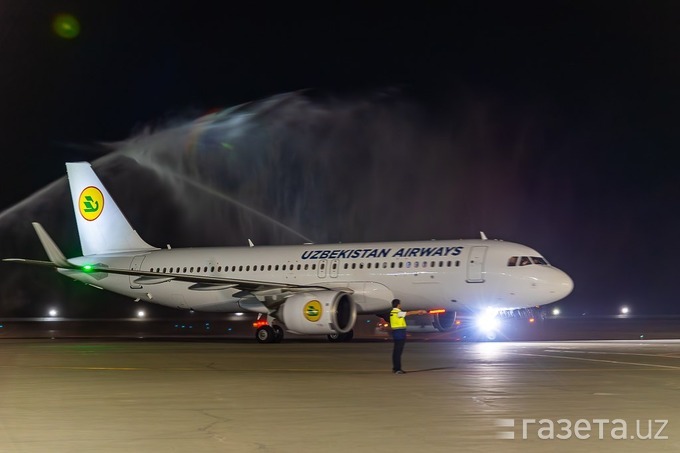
[405,311,457,333]
[279,291,357,335]
[432,310,457,332]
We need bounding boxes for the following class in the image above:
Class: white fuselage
[63,238,573,315]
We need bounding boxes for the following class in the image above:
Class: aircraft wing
[78,264,334,295]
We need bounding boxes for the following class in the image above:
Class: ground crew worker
[390,299,426,374]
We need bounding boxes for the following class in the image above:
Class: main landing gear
[254,316,284,343]
[255,324,284,343]
[327,330,354,342]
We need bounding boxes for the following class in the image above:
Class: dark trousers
[392,338,405,371]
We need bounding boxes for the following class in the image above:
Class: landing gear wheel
[256,325,275,343]
[327,329,354,342]
[273,325,284,343]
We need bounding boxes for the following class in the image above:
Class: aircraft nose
[555,269,574,299]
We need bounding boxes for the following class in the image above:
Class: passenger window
[297,264,302,270]
[312,264,317,270]
[367,263,372,269]
[508,256,518,266]
[275,265,279,271]
[455,261,460,267]
[305,264,309,270]
[239,266,243,271]
[391,262,395,268]
[398,262,403,268]
[414,262,419,268]
[190,267,194,273]
[343,263,348,269]
[351,263,356,269]
[268,265,272,271]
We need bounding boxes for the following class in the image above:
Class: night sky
[0,1,678,317]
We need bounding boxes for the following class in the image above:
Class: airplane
[4,162,574,343]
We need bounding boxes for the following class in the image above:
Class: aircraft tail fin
[66,162,158,256]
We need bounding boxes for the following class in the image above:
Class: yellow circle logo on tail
[79,186,104,221]
[303,300,322,322]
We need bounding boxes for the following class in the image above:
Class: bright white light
[48,308,58,317]
[552,308,561,316]
[137,310,146,318]
[234,312,244,317]
[476,310,500,333]
[621,306,630,315]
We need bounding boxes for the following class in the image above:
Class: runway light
[552,308,561,316]
[48,308,58,317]
[621,306,630,315]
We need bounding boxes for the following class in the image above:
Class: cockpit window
[508,255,550,266]
[531,256,549,265]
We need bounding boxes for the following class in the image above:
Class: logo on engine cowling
[303,300,322,322]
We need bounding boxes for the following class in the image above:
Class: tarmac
[2,336,680,452]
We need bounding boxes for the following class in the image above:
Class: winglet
[32,222,73,268]
[248,239,255,248]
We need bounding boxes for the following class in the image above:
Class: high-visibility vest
[390,308,407,329]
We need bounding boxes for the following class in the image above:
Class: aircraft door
[317,260,327,279]
[129,255,146,289]
[466,246,487,283]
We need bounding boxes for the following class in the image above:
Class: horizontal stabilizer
[2,258,58,267]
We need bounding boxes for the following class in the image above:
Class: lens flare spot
[53,14,80,39]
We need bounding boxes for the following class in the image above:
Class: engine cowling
[279,291,357,335]
[404,311,457,333]
[432,310,457,332]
